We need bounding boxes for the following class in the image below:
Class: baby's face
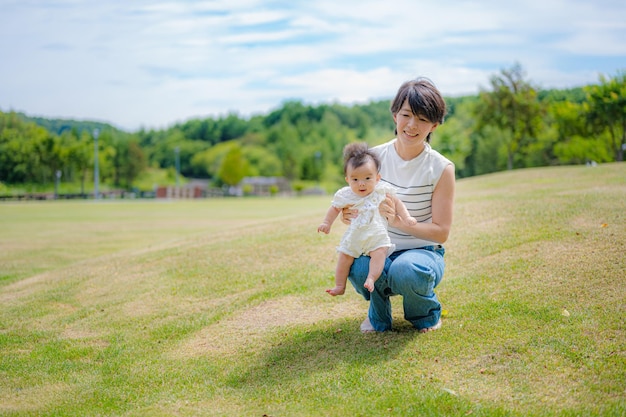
[345,159,380,197]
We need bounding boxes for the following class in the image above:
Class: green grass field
[1,163,624,416]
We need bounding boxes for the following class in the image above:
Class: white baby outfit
[331,183,396,258]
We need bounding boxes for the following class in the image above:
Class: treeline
[1,64,624,194]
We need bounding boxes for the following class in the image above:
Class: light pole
[314,151,322,185]
[93,128,100,199]
[175,146,180,189]
[54,170,62,199]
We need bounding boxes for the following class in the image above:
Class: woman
[345,77,455,333]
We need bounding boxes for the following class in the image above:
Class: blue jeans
[348,246,445,331]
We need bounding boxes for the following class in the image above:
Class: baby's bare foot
[326,286,345,296]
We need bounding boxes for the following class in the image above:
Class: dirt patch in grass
[0,271,56,303]
[454,350,586,409]
[1,382,72,413]
[173,295,364,358]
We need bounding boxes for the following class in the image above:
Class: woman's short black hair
[390,77,447,142]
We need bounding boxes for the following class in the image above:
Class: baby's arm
[318,206,342,234]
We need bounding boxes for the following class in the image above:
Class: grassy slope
[0,163,624,416]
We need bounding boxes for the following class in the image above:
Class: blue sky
[1,0,625,131]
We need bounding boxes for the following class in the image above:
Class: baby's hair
[343,142,380,175]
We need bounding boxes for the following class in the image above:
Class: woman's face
[393,99,439,146]
[345,159,380,197]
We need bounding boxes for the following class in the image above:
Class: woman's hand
[380,194,416,229]
[381,164,454,243]
[341,205,357,225]
[379,194,394,218]
[379,194,399,227]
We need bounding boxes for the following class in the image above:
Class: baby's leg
[364,247,388,292]
[327,252,354,296]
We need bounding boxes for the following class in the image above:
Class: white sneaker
[419,318,442,333]
[360,317,376,333]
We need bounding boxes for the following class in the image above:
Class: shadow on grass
[225,317,420,389]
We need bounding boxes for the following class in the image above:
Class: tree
[190,141,238,180]
[242,145,282,177]
[65,130,93,194]
[110,136,147,189]
[548,101,599,164]
[218,144,248,187]
[474,63,543,170]
[0,113,53,183]
[584,71,626,162]
[470,125,510,175]
[267,117,300,180]
[217,113,249,142]
[436,99,474,176]
[123,141,147,188]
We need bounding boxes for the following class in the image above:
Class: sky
[1,0,625,132]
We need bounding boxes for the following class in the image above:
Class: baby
[318,142,414,296]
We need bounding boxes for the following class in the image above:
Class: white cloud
[0,0,624,130]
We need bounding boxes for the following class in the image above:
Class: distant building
[155,185,204,199]
[155,179,223,199]
[239,177,291,196]
[155,177,292,198]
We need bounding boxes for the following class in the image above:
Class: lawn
[0,163,624,416]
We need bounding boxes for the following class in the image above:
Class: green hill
[0,163,624,416]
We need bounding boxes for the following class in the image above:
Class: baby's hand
[317,223,331,234]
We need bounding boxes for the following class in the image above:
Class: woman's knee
[388,257,437,296]
[349,255,371,283]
